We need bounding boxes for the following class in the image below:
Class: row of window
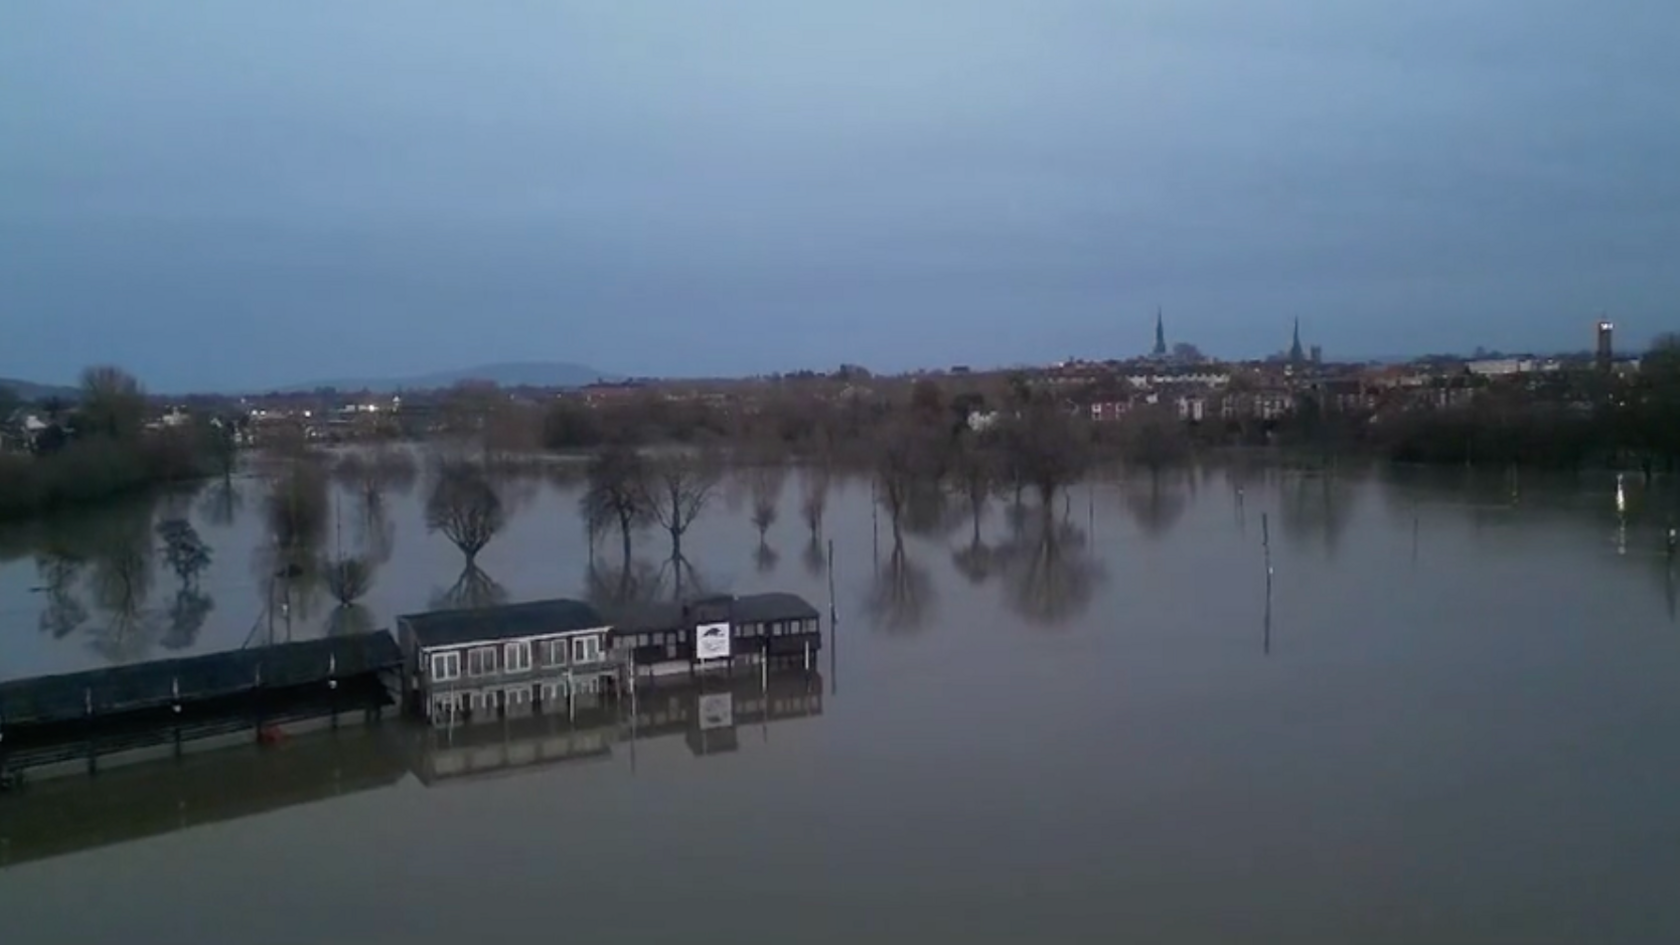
[430,635,603,681]
[617,620,819,649]
[430,678,604,722]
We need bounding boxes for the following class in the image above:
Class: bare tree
[997,400,1090,510]
[425,460,506,563]
[800,466,830,538]
[202,418,240,482]
[1120,404,1191,480]
[78,364,146,441]
[580,445,650,564]
[638,451,720,563]
[748,464,785,540]
[873,417,940,546]
[948,432,998,546]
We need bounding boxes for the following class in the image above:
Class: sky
[4,0,1679,392]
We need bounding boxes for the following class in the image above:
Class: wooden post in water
[827,538,838,697]
[84,687,97,776]
[328,653,339,730]
[172,676,183,758]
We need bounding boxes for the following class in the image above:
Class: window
[573,634,600,664]
[467,646,497,677]
[504,641,531,673]
[544,639,569,666]
[431,651,461,681]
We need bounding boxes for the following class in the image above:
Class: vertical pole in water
[328,653,339,730]
[827,538,838,697]
[171,676,182,758]
[870,479,879,566]
[85,688,96,776]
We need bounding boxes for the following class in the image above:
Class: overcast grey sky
[4,0,1678,391]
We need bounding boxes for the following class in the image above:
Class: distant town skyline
[4,1,1677,391]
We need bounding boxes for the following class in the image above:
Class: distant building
[1309,345,1323,365]
[1596,318,1614,372]
[1289,318,1306,365]
[1152,307,1168,359]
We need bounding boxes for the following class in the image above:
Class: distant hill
[0,376,79,402]
[282,361,619,394]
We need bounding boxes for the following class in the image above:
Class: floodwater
[2,458,1679,943]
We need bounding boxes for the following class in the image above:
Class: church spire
[1289,317,1305,363]
[1153,306,1167,357]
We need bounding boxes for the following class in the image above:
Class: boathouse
[606,592,823,678]
[396,597,620,725]
[0,633,401,781]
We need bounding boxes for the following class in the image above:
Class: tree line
[0,366,237,523]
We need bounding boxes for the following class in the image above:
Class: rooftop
[400,598,607,649]
[603,592,821,635]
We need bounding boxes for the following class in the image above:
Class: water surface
[1,463,1677,943]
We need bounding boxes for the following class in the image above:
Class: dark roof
[400,598,606,649]
[602,592,820,636]
[0,633,401,727]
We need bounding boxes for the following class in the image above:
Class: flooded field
[2,458,1678,943]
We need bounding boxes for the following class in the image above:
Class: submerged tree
[996,400,1090,511]
[639,451,721,564]
[749,464,785,540]
[580,445,651,564]
[425,460,506,563]
[874,417,941,546]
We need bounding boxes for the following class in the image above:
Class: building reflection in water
[0,672,823,870]
[0,725,408,871]
[412,670,824,785]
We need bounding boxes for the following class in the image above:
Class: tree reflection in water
[432,563,508,611]
[34,545,89,640]
[86,510,161,663]
[197,478,243,528]
[583,555,664,610]
[1123,471,1189,541]
[951,496,997,586]
[863,538,933,633]
[1278,470,1358,559]
[802,534,827,579]
[995,503,1104,627]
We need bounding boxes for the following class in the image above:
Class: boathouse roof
[0,632,402,728]
[399,598,607,649]
[604,592,820,635]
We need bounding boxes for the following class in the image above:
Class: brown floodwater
[1,459,1678,943]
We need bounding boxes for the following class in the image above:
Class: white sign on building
[695,621,732,661]
[698,692,734,730]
